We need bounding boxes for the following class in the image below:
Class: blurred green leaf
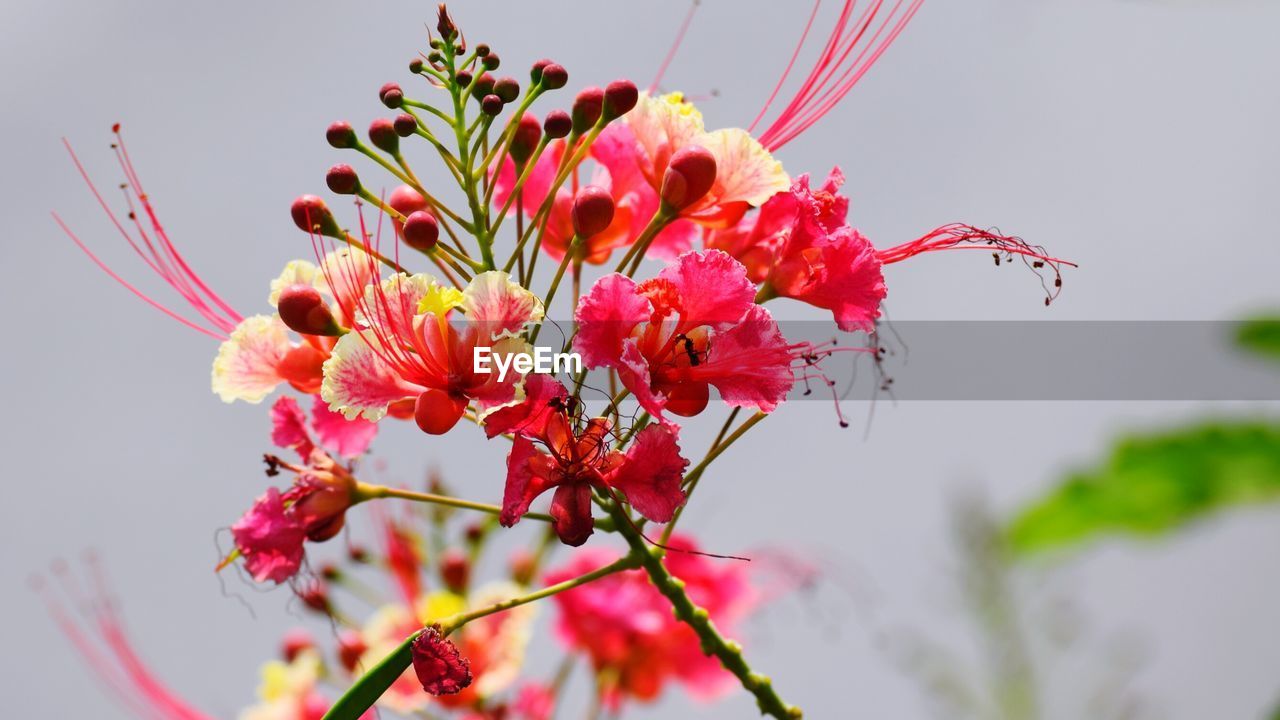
[1008,422,1280,554]
[1237,316,1280,364]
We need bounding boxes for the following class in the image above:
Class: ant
[548,395,580,417]
[674,333,709,367]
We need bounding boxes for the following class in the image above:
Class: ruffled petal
[310,395,377,458]
[270,395,315,459]
[411,626,472,696]
[617,338,672,425]
[231,487,306,584]
[321,331,420,421]
[211,315,292,404]
[700,304,795,413]
[460,271,544,343]
[483,374,569,439]
[794,227,887,332]
[573,274,651,368]
[657,250,756,329]
[609,425,688,523]
[500,436,558,527]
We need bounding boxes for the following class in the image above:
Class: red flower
[411,626,473,696]
[490,376,688,546]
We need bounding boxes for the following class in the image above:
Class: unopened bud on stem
[278,285,343,337]
[290,195,342,237]
[368,118,399,154]
[326,121,356,149]
[543,110,571,139]
[660,145,717,211]
[603,79,639,120]
[572,185,615,238]
[325,164,360,195]
[571,87,604,135]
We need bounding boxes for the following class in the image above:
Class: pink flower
[512,683,556,720]
[574,250,795,421]
[491,377,688,546]
[412,626,473,696]
[545,536,755,706]
[321,270,543,434]
[271,395,376,461]
[711,167,1071,331]
[231,487,307,584]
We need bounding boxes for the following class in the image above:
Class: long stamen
[648,0,701,93]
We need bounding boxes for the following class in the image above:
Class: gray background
[3,0,1279,717]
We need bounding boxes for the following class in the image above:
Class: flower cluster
[57,3,1071,718]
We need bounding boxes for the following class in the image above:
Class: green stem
[354,482,553,524]
[607,503,803,719]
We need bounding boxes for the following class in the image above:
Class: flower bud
[493,76,519,103]
[409,57,424,74]
[325,121,356,149]
[290,195,341,237]
[337,630,366,672]
[509,114,542,164]
[319,562,340,581]
[660,145,718,211]
[440,549,470,593]
[281,629,314,663]
[402,211,440,251]
[456,69,474,88]
[481,53,500,71]
[412,626,472,696]
[436,4,458,40]
[541,63,568,90]
[278,284,343,336]
[379,82,403,109]
[543,110,572,139]
[427,50,444,65]
[509,548,537,585]
[481,95,504,116]
[368,118,399,154]
[325,164,360,195]
[603,79,639,120]
[348,544,370,563]
[389,185,429,218]
[529,58,551,84]
[292,474,356,542]
[571,87,604,134]
[572,185,615,238]
[299,584,331,615]
[393,113,418,137]
[470,73,495,101]
[475,43,490,57]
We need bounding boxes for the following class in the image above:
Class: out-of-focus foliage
[1008,422,1280,554]
[1237,316,1280,364]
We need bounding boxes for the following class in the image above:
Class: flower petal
[411,626,473,696]
[797,227,887,332]
[625,92,706,184]
[321,331,420,421]
[211,315,292,404]
[231,487,306,584]
[310,395,377,458]
[270,395,315,459]
[609,425,688,523]
[657,250,756,329]
[269,260,321,307]
[548,483,595,547]
[701,304,795,413]
[483,374,568,440]
[500,436,558,528]
[573,274,652,368]
[460,271,544,343]
[695,127,790,209]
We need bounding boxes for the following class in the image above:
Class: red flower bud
[402,211,440,252]
[475,43,490,57]
[541,63,568,90]
[412,626,472,696]
[493,76,520,103]
[368,118,399,154]
[290,195,341,237]
[436,4,458,40]
[415,388,467,435]
[571,87,604,134]
[325,164,360,195]
[278,284,342,336]
[529,58,551,84]
[325,121,356,149]
[509,548,537,585]
[348,544,370,563]
[603,79,639,120]
[481,94,504,116]
[379,82,403,109]
[660,145,718,211]
[571,185,615,239]
[456,69,474,88]
[509,114,542,164]
[440,549,470,593]
[470,73,495,101]
[482,53,500,71]
[394,113,418,137]
[543,110,572,139]
[337,630,366,673]
[298,584,331,615]
[281,629,314,663]
[409,57,424,74]
[319,562,340,581]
